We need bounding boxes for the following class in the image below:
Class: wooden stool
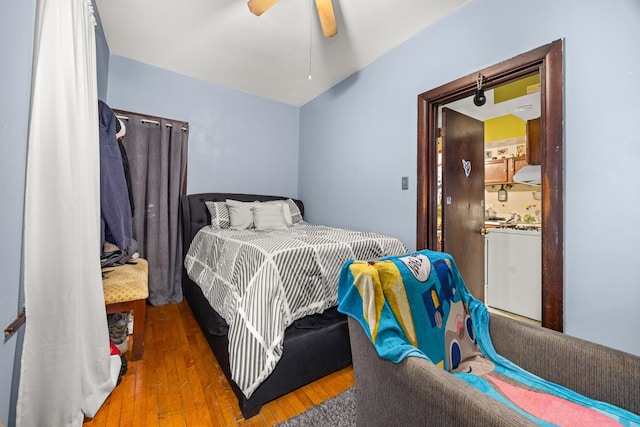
[102,258,149,360]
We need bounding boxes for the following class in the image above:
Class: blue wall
[0,0,36,424]
[94,3,110,100]
[106,56,301,198]
[299,0,640,355]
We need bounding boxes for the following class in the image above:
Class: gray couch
[348,314,640,426]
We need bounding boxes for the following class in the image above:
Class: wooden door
[441,108,486,300]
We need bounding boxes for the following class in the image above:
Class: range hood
[513,164,541,185]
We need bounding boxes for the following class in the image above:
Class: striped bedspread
[184,222,407,398]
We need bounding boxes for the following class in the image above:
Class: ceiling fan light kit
[247,0,337,38]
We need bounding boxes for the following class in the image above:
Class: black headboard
[180,193,304,260]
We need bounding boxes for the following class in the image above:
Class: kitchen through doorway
[417,40,564,331]
[442,74,543,324]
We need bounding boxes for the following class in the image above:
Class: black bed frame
[180,193,352,419]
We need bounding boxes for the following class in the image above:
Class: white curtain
[17,1,120,425]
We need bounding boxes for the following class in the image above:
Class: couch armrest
[489,313,640,414]
[348,318,536,426]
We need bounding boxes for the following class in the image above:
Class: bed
[180,192,407,418]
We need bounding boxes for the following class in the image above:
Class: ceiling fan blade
[315,0,337,37]
[247,0,280,16]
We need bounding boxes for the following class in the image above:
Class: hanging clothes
[98,100,132,251]
[115,117,135,217]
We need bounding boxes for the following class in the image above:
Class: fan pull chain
[308,0,313,80]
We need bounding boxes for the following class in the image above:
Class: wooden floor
[83,301,354,427]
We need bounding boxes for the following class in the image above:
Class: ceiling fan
[247,0,337,38]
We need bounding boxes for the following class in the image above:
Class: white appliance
[485,228,541,321]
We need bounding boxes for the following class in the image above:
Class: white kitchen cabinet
[485,228,541,321]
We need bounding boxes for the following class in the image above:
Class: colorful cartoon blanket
[338,250,640,426]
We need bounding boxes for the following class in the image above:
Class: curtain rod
[115,114,188,132]
[4,311,25,340]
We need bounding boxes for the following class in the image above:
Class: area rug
[276,387,356,427]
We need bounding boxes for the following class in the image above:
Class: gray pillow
[204,201,230,229]
[285,199,303,224]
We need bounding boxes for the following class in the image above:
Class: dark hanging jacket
[115,119,135,217]
[98,100,132,251]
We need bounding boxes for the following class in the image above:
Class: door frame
[417,39,564,331]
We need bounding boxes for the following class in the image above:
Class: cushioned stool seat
[102,258,148,360]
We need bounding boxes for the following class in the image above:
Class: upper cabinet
[526,117,541,165]
[485,156,528,185]
[510,156,528,182]
[485,158,508,184]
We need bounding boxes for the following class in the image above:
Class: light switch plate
[401,176,409,190]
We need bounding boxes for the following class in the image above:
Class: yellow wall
[494,74,540,104]
[484,114,525,142]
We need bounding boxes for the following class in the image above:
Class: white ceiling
[443,89,541,123]
[95,0,469,106]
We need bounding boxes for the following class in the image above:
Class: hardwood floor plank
[257,404,278,426]
[276,392,306,420]
[130,361,148,427]
[143,309,161,427]
[240,414,268,427]
[180,304,237,424]
[159,310,184,418]
[168,305,199,426]
[84,301,354,426]
[292,388,314,410]
[117,364,136,427]
[103,375,124,426]
[299,380,330,406]
[259,399,287,424]
[182,350,215,424]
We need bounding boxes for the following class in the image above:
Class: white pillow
[226,199,255,230]
[254,203,288,231]
[264,200,293,227]
[282,202,293,227]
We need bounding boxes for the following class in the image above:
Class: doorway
[416,40,564,331]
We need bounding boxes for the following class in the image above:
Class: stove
[499,223,541,231]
